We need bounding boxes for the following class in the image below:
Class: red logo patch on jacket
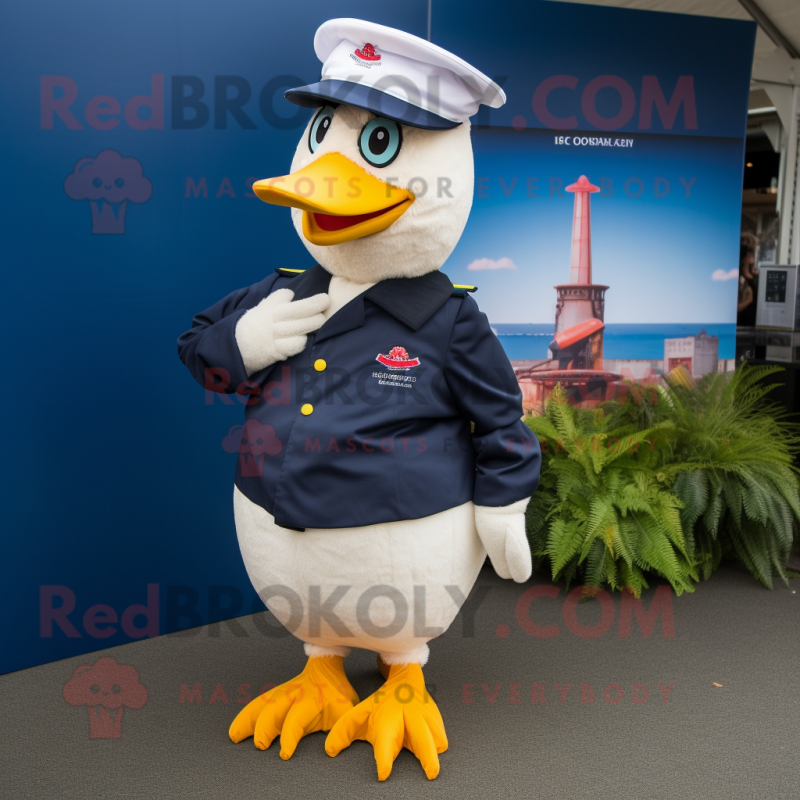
[376,346,420,370]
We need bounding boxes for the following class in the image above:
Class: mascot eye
[308,106,335,153]
[358,118,402,167]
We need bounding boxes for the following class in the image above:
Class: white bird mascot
[178,17,541,781]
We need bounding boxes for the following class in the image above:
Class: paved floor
[1,562,798,799]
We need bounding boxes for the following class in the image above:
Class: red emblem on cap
[376,346,420,370]
[355,43,381,61]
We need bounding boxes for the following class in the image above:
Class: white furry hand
[474,498,532,583]
[235,289,330,375]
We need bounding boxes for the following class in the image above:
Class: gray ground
[1,562,798,800]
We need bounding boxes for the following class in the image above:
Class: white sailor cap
[285,18,506,130]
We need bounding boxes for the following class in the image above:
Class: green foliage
[525,385,695,597]
[525,364,800,593]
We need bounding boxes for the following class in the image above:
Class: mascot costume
[179,18,540,781]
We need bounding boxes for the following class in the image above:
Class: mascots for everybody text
[179,18,540,781]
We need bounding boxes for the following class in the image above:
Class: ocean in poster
[493,323,736,361]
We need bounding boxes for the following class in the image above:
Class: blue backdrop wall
[1,0,754,674]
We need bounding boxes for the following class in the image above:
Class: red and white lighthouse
[515,173,619,413]
[551,175,609,365]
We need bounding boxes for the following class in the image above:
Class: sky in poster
[432,0,755,327]
[445,127,746,325]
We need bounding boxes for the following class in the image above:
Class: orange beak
[251,153,414,246]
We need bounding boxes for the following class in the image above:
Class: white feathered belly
[233,485,486,656]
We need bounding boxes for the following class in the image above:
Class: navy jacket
[178,266,540,530]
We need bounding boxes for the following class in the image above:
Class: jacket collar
[366,270,454,331]
[288,265,453,332]
[286,264,333,301]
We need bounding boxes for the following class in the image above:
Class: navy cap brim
[284,80,460,130]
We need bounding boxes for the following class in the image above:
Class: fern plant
[525,385,696,597]
[527,364,800,594]
[621,364,800,588]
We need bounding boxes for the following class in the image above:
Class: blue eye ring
[308,106,335,154]
[92,177,102,188]
[114,178,125,188]
[358,117,402,168]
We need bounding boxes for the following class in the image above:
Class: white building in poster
[663,330,719,378]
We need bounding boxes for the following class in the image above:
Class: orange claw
[325,662,447,781]
[228,655,359,759]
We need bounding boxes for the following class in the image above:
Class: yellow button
[314,359,327,372]
[301,403,313,416]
